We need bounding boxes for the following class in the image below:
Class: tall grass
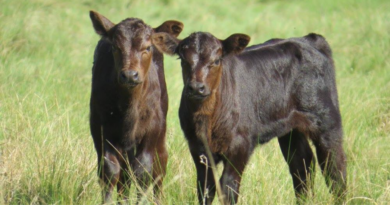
[1,0,389,204]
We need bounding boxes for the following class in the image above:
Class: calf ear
[222,34,250,55]
[152,33,180,55]
[89,10,115,37]
[154,20,184,37]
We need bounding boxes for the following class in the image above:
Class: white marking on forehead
[191,52,199,67]
[194,33,200,54]
[182,33,221,68]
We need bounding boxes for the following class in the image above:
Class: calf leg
[152,145,168,203]
[190,150,217,205]
[90,109,104,183]
[90,110,103,168]
[117,149,135,204]
[219,144,250,205]
[117,169,131,205]
[90,111,122,204]
[100,150,121,204]
[313,127,346,201]
[278,130,315,202]
[131,145,167,204]
[132,150,154,204]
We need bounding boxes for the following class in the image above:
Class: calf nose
[119,70,140,84]
[188,82,206,95]
[127,70,139,82]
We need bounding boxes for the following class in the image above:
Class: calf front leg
[117,149,135,204]
[130,144,168,204]
[100,151,121,204]
[90,109,103,170]
[132,152,153,204]
[190,149,217,205]
[152,145,168,203]
[220,148,250,204]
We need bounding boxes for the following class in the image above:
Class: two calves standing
[89,11,346,204]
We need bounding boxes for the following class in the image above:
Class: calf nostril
[120,72,127,82]
[198,85,205,94]
[188,85,194,92]
[130,71,139,81]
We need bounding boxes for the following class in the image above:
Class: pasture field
[0,0,389,204]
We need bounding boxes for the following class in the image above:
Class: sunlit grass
[1,0,389,204]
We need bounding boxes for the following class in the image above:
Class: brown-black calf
[89,11,183,204]
[153,32,346,204]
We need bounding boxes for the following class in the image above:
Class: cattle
[89,10,183,204]
[152,31,347,204]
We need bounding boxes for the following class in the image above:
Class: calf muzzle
[186,82,210,99]
[119,70,141,87]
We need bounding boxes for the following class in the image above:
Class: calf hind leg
[313,127,346,201]
[278,129,316,201]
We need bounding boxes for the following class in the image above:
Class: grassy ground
[1,0,389,204]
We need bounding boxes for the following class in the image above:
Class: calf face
[90,11,183,88]
[153,32,250,100]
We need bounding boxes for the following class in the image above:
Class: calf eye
[213,59,220,66]
[146,46,152,52]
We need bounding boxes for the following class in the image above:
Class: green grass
[1,0,389,204]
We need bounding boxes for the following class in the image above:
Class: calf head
[90,11,183,88]
[153,32,250,100]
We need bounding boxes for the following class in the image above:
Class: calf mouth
[186,92,210,100]
[121,81,142,88]
[128,82,141,88]
[118,76,142,88]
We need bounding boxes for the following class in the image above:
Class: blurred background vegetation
[0,0,389,204]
